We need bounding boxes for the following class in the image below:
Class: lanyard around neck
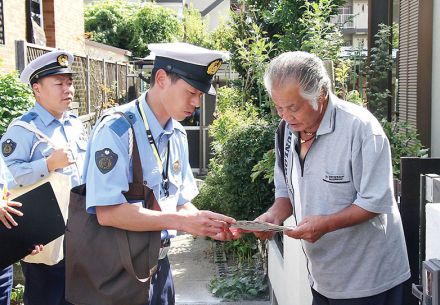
[137,99,170,196]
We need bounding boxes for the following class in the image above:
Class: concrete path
[169,233,270,305]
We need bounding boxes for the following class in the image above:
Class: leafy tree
[182,5,210,47]
[365,24,393,120]
[84,1,182,57]
[130,4,183,57]
[299,0,345,62]
[84,0,136,48]
[0,72,33,136]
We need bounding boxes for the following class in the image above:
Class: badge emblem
[95,148,118,174]
[172,160,181,173]
[206,59,222,75]
[2,139,17,157]
[57,54,69,67]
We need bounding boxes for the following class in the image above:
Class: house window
[0,0,5,45]
[30,0,43,27]
[27,0,46,45]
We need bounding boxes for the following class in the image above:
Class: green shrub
[10,284,24,305]
[193,88,276,222]
[0,72,33,136]
[381,119,428,178]
[346,90,366,107]
[209,260,268,301]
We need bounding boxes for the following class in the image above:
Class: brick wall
[0,1,27,73]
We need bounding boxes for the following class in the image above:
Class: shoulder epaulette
[20,112,38,123]
[108,111,137,137]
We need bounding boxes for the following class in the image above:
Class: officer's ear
[32,81,41,94]
[154,69,169,89]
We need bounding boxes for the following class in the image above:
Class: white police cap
[148,42,227,95]
[20,50,75,85]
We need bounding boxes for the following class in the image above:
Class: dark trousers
[0,265,13,305]
[20,259,72,305]
[147,256,175,305]
[311,282,404,305]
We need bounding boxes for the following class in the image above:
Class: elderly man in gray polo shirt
[255,51,410,305]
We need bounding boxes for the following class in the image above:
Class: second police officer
[1,50,86,305]
[82,42,236,305]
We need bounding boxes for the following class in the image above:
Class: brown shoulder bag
[65,112,161,305]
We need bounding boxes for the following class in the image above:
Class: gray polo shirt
[274,94,410,299]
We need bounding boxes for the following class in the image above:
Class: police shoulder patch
[2,139,17,157]
[95,148,118,174]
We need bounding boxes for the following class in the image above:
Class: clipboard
[0,181,65,269]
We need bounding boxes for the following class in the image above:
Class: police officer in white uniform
[82,42,236,305]
[1,50,86,305]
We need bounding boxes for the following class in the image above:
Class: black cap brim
[31,67,76,84]
[178,75,216,95]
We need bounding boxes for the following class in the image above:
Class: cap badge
[57,54,69,67]
[2,139,17,157]
[95,148,118,174]
[172,160,181,173]
[207,59,222,75]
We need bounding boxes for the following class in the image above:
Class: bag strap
[276,120,287,181]
[116,230,152,283]
[106,111,157,282]
[10,121,56,158]
[98,111,143,186]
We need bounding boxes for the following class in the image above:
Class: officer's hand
[30,244,44,256]
[46,146,75,171]
[284,215,328,243]
[179,210,236,239]
[0,198,23,229]
[211,227,240,241]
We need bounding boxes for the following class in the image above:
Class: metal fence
[16,40,141,119]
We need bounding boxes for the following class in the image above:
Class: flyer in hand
[231,220,295,232]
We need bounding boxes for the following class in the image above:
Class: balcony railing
[331,13,355,29]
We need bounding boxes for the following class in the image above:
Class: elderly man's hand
[252,212,280,241]
[284,215,329,243]
[0,198,23,229]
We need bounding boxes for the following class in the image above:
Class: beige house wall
[52,0,85,55]
[0,0,86,73]
[85,40,131,63]
[0,1,27,73]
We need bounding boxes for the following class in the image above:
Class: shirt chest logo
[323,174,350,183]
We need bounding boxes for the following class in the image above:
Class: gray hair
[264,51,331,110]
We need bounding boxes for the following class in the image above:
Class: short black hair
[149,68,180,87]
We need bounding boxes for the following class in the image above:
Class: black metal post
[400,158,440,305]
